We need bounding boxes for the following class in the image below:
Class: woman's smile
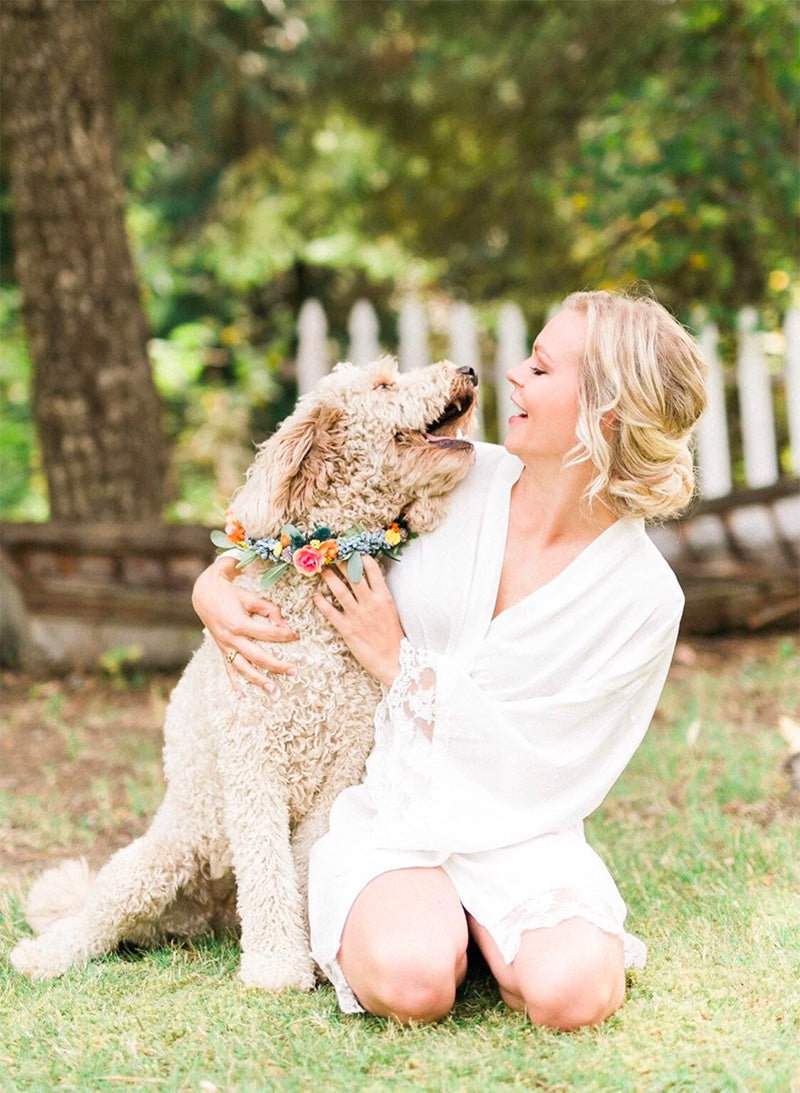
[503,308,587,464]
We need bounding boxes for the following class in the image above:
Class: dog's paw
[237,950,316,992]
[9,935,79,980]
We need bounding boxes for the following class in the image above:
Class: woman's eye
[530,367,545,376]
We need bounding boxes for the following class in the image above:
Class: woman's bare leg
[469,914,625,1031]
[338,867,469,1023]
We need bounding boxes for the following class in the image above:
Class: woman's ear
[600,410,618,440]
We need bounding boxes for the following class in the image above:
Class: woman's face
[504,308,587,466]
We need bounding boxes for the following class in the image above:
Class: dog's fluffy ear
[230,403,342,532]
[270,404,342,522]
[401,494,449,535]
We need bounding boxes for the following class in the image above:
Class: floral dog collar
[212,512,416,590]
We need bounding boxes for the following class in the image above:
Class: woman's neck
[511,460,617,546]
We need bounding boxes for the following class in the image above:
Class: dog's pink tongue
[425,433,472,449]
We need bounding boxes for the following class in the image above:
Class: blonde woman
[192,289,707,1029]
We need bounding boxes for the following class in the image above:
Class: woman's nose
[506,360,524,385]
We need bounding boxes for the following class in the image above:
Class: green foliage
[0,289,47,519]
[346,549,363,583]
[559,0,799,319]
[107,0,797,330]
[98,645,146,690]
[261,561,289,589]
[1,0,796,517]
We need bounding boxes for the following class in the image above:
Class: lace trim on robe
[488,887,647,970]
[318,955,365,1015]
[366,640,444,818]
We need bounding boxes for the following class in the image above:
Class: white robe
[308,442,683,1009]
[328,441,683,855]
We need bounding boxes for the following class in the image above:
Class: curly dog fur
[10,358,476,990]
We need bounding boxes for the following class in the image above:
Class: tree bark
[0,0,166,520]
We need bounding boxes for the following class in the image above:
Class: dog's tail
[26,858,94,934]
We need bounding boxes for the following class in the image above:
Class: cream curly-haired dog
[10,357,476,990]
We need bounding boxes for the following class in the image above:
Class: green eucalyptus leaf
[260,563,289,590]
[235,548,258,568]
[281,524,301,539]
[211,530,237,549]
[347,551,364,583]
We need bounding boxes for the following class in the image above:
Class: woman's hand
[313,555,405,688]
[192,556,299,694]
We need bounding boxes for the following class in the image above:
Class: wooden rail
[1,521,215,625]
[655,478,799,633]
[1,480,797,658]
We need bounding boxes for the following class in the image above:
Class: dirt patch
[0,670,178,890]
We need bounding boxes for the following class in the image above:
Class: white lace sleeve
[364,639,448,818]
[382,638,438,740]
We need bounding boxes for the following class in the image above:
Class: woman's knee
[506,922,626,1031]
[514,962,625,1030]
[351,939,465,1023]
[337,867,468,1023]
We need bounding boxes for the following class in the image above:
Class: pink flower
[293,545,324,575]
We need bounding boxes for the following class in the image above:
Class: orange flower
[224,512,247,545]
[319,539,339,560]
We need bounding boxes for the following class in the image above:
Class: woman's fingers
[224,647,279,694]
[322,555,385,601]
[224,658,246,698]
[244,595,299,638]
[232,598,298,642]
[313,587,342,630]
[312,557,404,687]
[220,638,295,693]
[360,554,386,592]
[218,632,297,691]
[214,601,299,685]
[193,557,300,692]
[234,635,296,675]
[320,566,357,608]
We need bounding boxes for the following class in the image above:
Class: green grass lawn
[1,635,798,1092]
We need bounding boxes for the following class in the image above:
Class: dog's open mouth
[423,387,477,449]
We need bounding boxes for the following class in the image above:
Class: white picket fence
[296,297,800,511]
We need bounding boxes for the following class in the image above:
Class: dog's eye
[373,382,393,391]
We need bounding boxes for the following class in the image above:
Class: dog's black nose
[457,365,478,387]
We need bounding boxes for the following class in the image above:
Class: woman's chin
[503,432,522,457]
[503,418,527,455]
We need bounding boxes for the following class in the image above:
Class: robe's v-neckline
[480,459,637,631]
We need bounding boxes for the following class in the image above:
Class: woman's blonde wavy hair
[562,289,707,521]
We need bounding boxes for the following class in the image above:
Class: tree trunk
[0,0,166,520]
